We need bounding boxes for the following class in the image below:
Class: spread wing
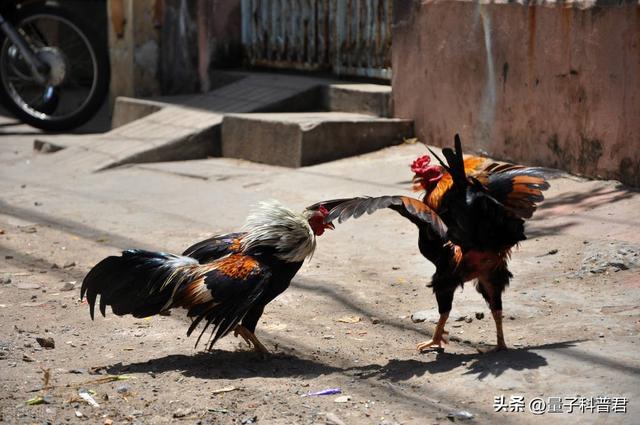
[318,195,447,239]
[182,232,245,263]
[477,164,551,219]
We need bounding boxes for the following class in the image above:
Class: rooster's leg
[477,275,509,352]
[491,310,507,351]
[417,312,450,352]
[233,325,270,354]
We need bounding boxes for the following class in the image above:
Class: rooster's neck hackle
[240,200,316,263]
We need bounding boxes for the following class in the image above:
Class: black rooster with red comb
[310,134,551,352]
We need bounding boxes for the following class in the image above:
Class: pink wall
[392,0,640,186]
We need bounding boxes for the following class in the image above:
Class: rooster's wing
[313,195,447,239]
[182,232,245,263]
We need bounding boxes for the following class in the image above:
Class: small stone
[448,410,474,420]
[75,411,83,418]
[0,277,11,285]
[104,419,113,425]
[116,384,131,394]
[370,317,381,324]
[36,337,55,349]
[241,416,257,424]
[475,312,484,320]
[60,282,76,291]
[334,395,352,403]
[22,354,35,362]
[464,316,473,323]
[63,261,76,269]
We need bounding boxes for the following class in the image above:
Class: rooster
[80,201,334,354]
[311,135,550,352]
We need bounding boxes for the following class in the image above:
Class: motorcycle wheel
[0,1,110,132]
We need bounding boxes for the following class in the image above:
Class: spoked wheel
[0,2,109,132]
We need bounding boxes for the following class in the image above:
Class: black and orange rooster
[81,201,334,354]
[312,135,550,352]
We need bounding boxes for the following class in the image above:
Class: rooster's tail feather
[80,250,199,319]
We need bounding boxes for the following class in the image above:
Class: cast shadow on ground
[538,185,636,214]
[105,350,344,381]
[104,340,582,384]
[376,340,583,381]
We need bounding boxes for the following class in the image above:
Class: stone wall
[392,0,640,186]
[107,0,241,98]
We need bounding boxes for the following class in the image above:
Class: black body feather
[81,250,198,319]
[81,236,305,350]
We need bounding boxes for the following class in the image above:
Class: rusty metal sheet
[241,0,392,79]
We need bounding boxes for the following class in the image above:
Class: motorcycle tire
[0,1,110,132]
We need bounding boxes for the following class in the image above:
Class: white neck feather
[240,200,316,263]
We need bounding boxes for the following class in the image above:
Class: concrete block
[112,97,167,128]
[325,84,392,117]
[222,112,413,167]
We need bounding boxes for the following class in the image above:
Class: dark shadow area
[103,340,584,384]
[537,185,636,214]
[525,221,579,238]
[105,350,344,380]
[373,341,582,381]
[0,100,111,136]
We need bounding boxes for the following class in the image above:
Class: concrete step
[324,83,391,117]
[32,72,401,172]
[222,112,413,167]
[34,73,328,172]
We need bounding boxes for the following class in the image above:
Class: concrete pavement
[0,115,639,423]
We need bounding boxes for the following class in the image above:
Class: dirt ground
[1,116,639,424]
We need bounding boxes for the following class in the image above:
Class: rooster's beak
[325,222,335,230]
[412,175,424,191]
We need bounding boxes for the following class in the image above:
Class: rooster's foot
[234,325,270,355]
[477,342,508,354]
[416,331,449,352]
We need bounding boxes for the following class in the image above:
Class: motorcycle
[0,1,109,131]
